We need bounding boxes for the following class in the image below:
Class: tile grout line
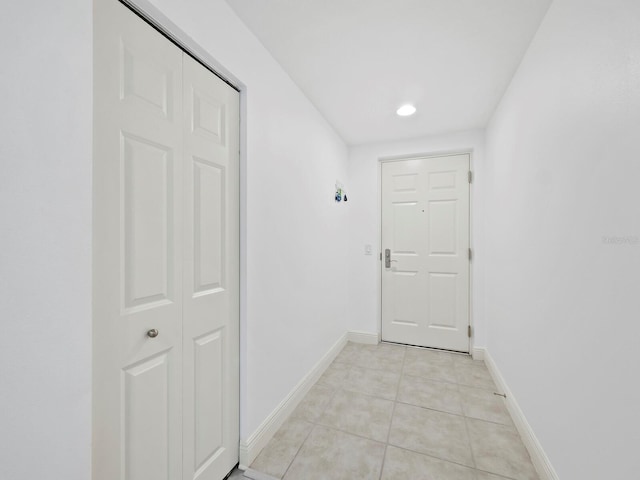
[377,445,389,480]
[393,399,514,427]
[277,419,316,480]
[378,347,407,480]
[395,348,479,472]
[385,443,487,474]
[473,466,520,480]
[276,359,353,480]
[267,356,354,479]
[312,344,403,480]
[462,405,479,473]
[378,344,408,480]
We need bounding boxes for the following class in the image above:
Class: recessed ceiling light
[396,104,416,116]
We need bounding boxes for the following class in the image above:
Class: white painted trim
[471,346,485,361]
[238,332,348,467]
[120,0,245,90]
[482,348,559,480]
[347,331,379,345]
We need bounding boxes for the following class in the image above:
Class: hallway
[245,342,537,480]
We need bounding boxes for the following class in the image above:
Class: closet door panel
[182,55,240,480]
[93,1,183,479]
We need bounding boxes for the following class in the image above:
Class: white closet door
[181,56,240,480]
[94,2,240,479]
[93,1,184,479]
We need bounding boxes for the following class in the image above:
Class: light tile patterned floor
[246,342,539,480]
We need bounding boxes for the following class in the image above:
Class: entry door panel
[381,155,470,352]
[182,55,240,480]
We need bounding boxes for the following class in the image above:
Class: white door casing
[93,1,240,479]
[381,154,470,352]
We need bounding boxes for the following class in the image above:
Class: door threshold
[380,340,470,356]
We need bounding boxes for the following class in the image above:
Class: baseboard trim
[471,346,485,361]
[479,347,559,480]
[347,330,379,345]
[238,332,349,467]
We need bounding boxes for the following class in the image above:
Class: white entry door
[93,1,239,479]
[381,154,470,352]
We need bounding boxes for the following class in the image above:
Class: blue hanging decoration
[334,181,347,203]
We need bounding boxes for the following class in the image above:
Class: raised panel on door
[182,54,240,480]
[193,159,225,295]
[93,1,183,479]
[381,155,470,352]
[428,200,457,255]
[428,273,458,329]
[122,133,175,311]
[123,350,173,480]
[193,330,224,470]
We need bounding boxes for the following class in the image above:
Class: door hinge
[468,171,473,183]
[380,252,382,261]
[468,248,473,261]
[468,325,472,338]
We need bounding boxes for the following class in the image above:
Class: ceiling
[226,0,552,145]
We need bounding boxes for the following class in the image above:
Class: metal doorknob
[147,329,159,338]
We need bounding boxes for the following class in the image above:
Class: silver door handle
[147,329,159,338]
[384,249,397,268]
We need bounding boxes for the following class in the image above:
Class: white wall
[484,0,640,478]
[347,130,487,349]
[1,0,349,475]
[0,2,93,480]
[144,0,350,441]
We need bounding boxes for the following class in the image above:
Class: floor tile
[250,342,532,480]
[317,361,351,389]
[458,385,512,425]
[318,389,394,442]
[397,374,463,415]
[403,352,458,383]
[475,471,515,480]
[454,362,497,390]
[334,343,360,364]
[381,446,476,480]
[344,366,400,400]
[377,342,407,359]
[405,347,456,366]
[351,344,405,373]
[290,384,335,422]
[467,418,538,480]
[388,402,474,467]
[282,425,385,480]
[250,417,314,479]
